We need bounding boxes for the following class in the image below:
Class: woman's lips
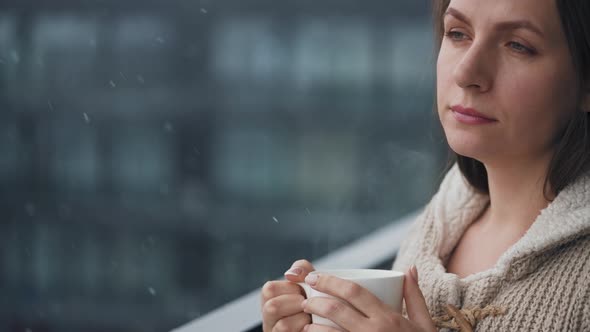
[450,105,497,125]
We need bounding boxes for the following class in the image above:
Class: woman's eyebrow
[444,7,472,26]
[495,20,545,38]
[444,7,545,38]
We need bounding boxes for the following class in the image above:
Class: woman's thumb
[404,266,436,331]
[283,259,315,282]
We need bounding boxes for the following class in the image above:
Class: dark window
[0,1,444,331]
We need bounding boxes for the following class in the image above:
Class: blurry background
[0,0,448,331]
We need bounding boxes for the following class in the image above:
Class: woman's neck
[482,156,554,232]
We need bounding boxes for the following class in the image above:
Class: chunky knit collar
[425,164,590,282]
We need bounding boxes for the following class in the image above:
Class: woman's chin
[441,118,495,160]
[446,136,489,161]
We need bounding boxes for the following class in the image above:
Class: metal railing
[172,210,419,332]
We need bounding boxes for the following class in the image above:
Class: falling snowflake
[25,203,36,216]
[10,50,19,63]
[272,216,279,223]
[163,122,174,132]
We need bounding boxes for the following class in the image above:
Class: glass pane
[0,1,445,331]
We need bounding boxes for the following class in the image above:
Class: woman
[261,0,590,330]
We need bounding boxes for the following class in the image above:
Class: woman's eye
[507,41,536,55]
[444,31,468,41]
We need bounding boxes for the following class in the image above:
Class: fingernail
[301,299,308,309]
[305,274,319,286]
[410,265,418,281]
[284,267,302,276]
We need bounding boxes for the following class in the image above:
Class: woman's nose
[452,42,494,92]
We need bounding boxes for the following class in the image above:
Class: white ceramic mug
[298,269,405,330]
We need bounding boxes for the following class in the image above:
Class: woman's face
[437,0,581,166]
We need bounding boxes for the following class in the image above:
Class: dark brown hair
[433,0,590,199]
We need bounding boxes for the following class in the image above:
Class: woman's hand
[301,266,436,332]
[261,259,315,332]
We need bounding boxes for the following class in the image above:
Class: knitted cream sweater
[393,164,590,331]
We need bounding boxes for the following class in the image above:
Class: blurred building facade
[0,0,447,331]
